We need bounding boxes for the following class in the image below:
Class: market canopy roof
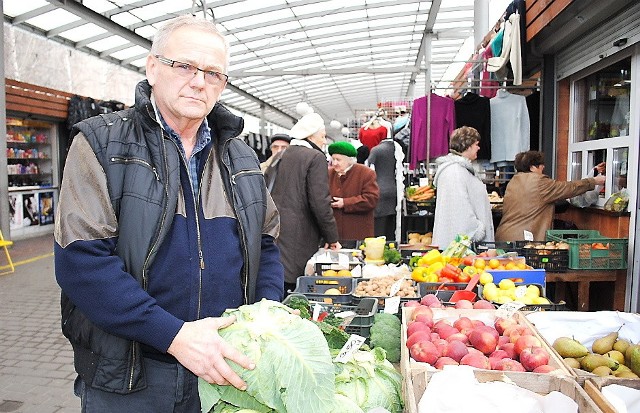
[3,0,492,129]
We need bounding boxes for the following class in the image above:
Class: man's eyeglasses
[155,55,228,86]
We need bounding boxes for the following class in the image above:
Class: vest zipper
[131,124,170,392]
[110,156,159,180]
[222,142,259,304]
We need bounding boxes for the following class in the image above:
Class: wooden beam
[526,0,574,42]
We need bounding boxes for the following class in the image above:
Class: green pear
[613,338,631,354]
[628,345,640,376]
[625,343,640,365]
[612,364,632,376]
[592,365,612,377]
[563,357,581,369]
[592,331,618,354]
[615,371,639,379]
[605,350,625,365]
[580,353,619,372]
[553,337,589,358]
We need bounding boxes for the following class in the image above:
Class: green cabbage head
[198,299,342,413]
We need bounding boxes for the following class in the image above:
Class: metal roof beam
[229,66,423,77]
[8,4,56,23]
[45,0,151,49]
[407,0,442,97]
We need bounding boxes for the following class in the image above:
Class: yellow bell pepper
[411,267,429,282]
[427,261,445,274]
[422,249,442,266]
[426,272,439,283]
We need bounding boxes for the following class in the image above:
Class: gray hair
[150,15,230,72]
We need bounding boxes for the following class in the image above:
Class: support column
[474,0,490,48]
[1,1,11,238]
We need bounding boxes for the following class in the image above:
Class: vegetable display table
[545,270,625,312]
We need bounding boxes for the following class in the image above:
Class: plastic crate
[314,260,362,275]
[477,283,564,311]
[317,298,378,337]
[546,230,628,270]
[472,241,522,255]
[292,276,355,304]
[517,242,569,273]
[352,278,419,309]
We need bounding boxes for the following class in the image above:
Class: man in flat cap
[260,133,291,173]
[264,113,341,292]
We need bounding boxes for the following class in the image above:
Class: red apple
[453,316,474,332]
[473,299,495,309]
[414,314,434,328]
[420,294,440,307]
[532,365,557,374]
[498,335,511,346]
[444,339,469,362]
[460,353,490,369]
[495,358,526,372]
[406,330,431,348]
[494,317,518,334]
[404,300,421,307]
[410,305,434,321]
[520,346,550,372]
[432,338,448,356]
[407,321,431,338]
[434,356,459,369]
[514,335,542,356]
[410,341,439,364]
[471,320,485,328]
[469,327,498,355]
[498,342,517,359]
[475,324,500,341]
[435,324,459,340]
[446,332,470,345]
[454,299,474,309]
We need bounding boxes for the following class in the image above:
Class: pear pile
[552,331,640,378]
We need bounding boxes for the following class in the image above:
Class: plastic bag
[604,189,629,212]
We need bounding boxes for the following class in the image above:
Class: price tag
[334,334,366,363]
[312,303,322,321]
[389,278,403,297]
[338,253,349,269]
[496,302,526,319]
[334,311,357,328]
[384,296,401,314]
[523,230,534,241]
[514,285,527,298]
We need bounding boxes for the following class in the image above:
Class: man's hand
[594,174,606,186]
[167,316,254,390]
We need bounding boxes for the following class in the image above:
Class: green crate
[546,230,628,270]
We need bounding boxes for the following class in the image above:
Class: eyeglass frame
[154,55,229,86]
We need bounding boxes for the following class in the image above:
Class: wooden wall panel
[555,78,570,180]
[526,0,574,42]
[4,79,71,120]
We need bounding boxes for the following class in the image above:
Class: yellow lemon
[323,269,338,277]
[337,269,352,277]
[483,288,499,302]
[479,272,493,285]
[494,296,513,304]
[488,258,501,269]
[498,278,515,290]
[474,258,486,270]
[526,284,540,298]
[324,288,342,295]
[505,262,516,270]
[516,262,528,270]
[534,297,550,305]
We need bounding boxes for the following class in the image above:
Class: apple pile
[405,304,557,373]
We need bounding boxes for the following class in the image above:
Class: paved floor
[0,232,80,413]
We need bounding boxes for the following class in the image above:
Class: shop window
[569,55,636,209]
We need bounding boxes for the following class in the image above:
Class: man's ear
[146,54,157,86]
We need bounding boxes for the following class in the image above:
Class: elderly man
[265,112,341,292]
[55,15,283,411]
[260,133,291,173]
[328,141,380,241]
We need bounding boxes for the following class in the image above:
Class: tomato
[437,276,454,284]
[462,255,476,267]
[457,272,471,283]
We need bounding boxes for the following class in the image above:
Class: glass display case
[6,117,59,238]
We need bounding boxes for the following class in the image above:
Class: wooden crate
[406,368,603,413]
[584,377,640,413]
[401,307,576,413]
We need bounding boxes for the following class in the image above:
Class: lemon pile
[481,279,551,305]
